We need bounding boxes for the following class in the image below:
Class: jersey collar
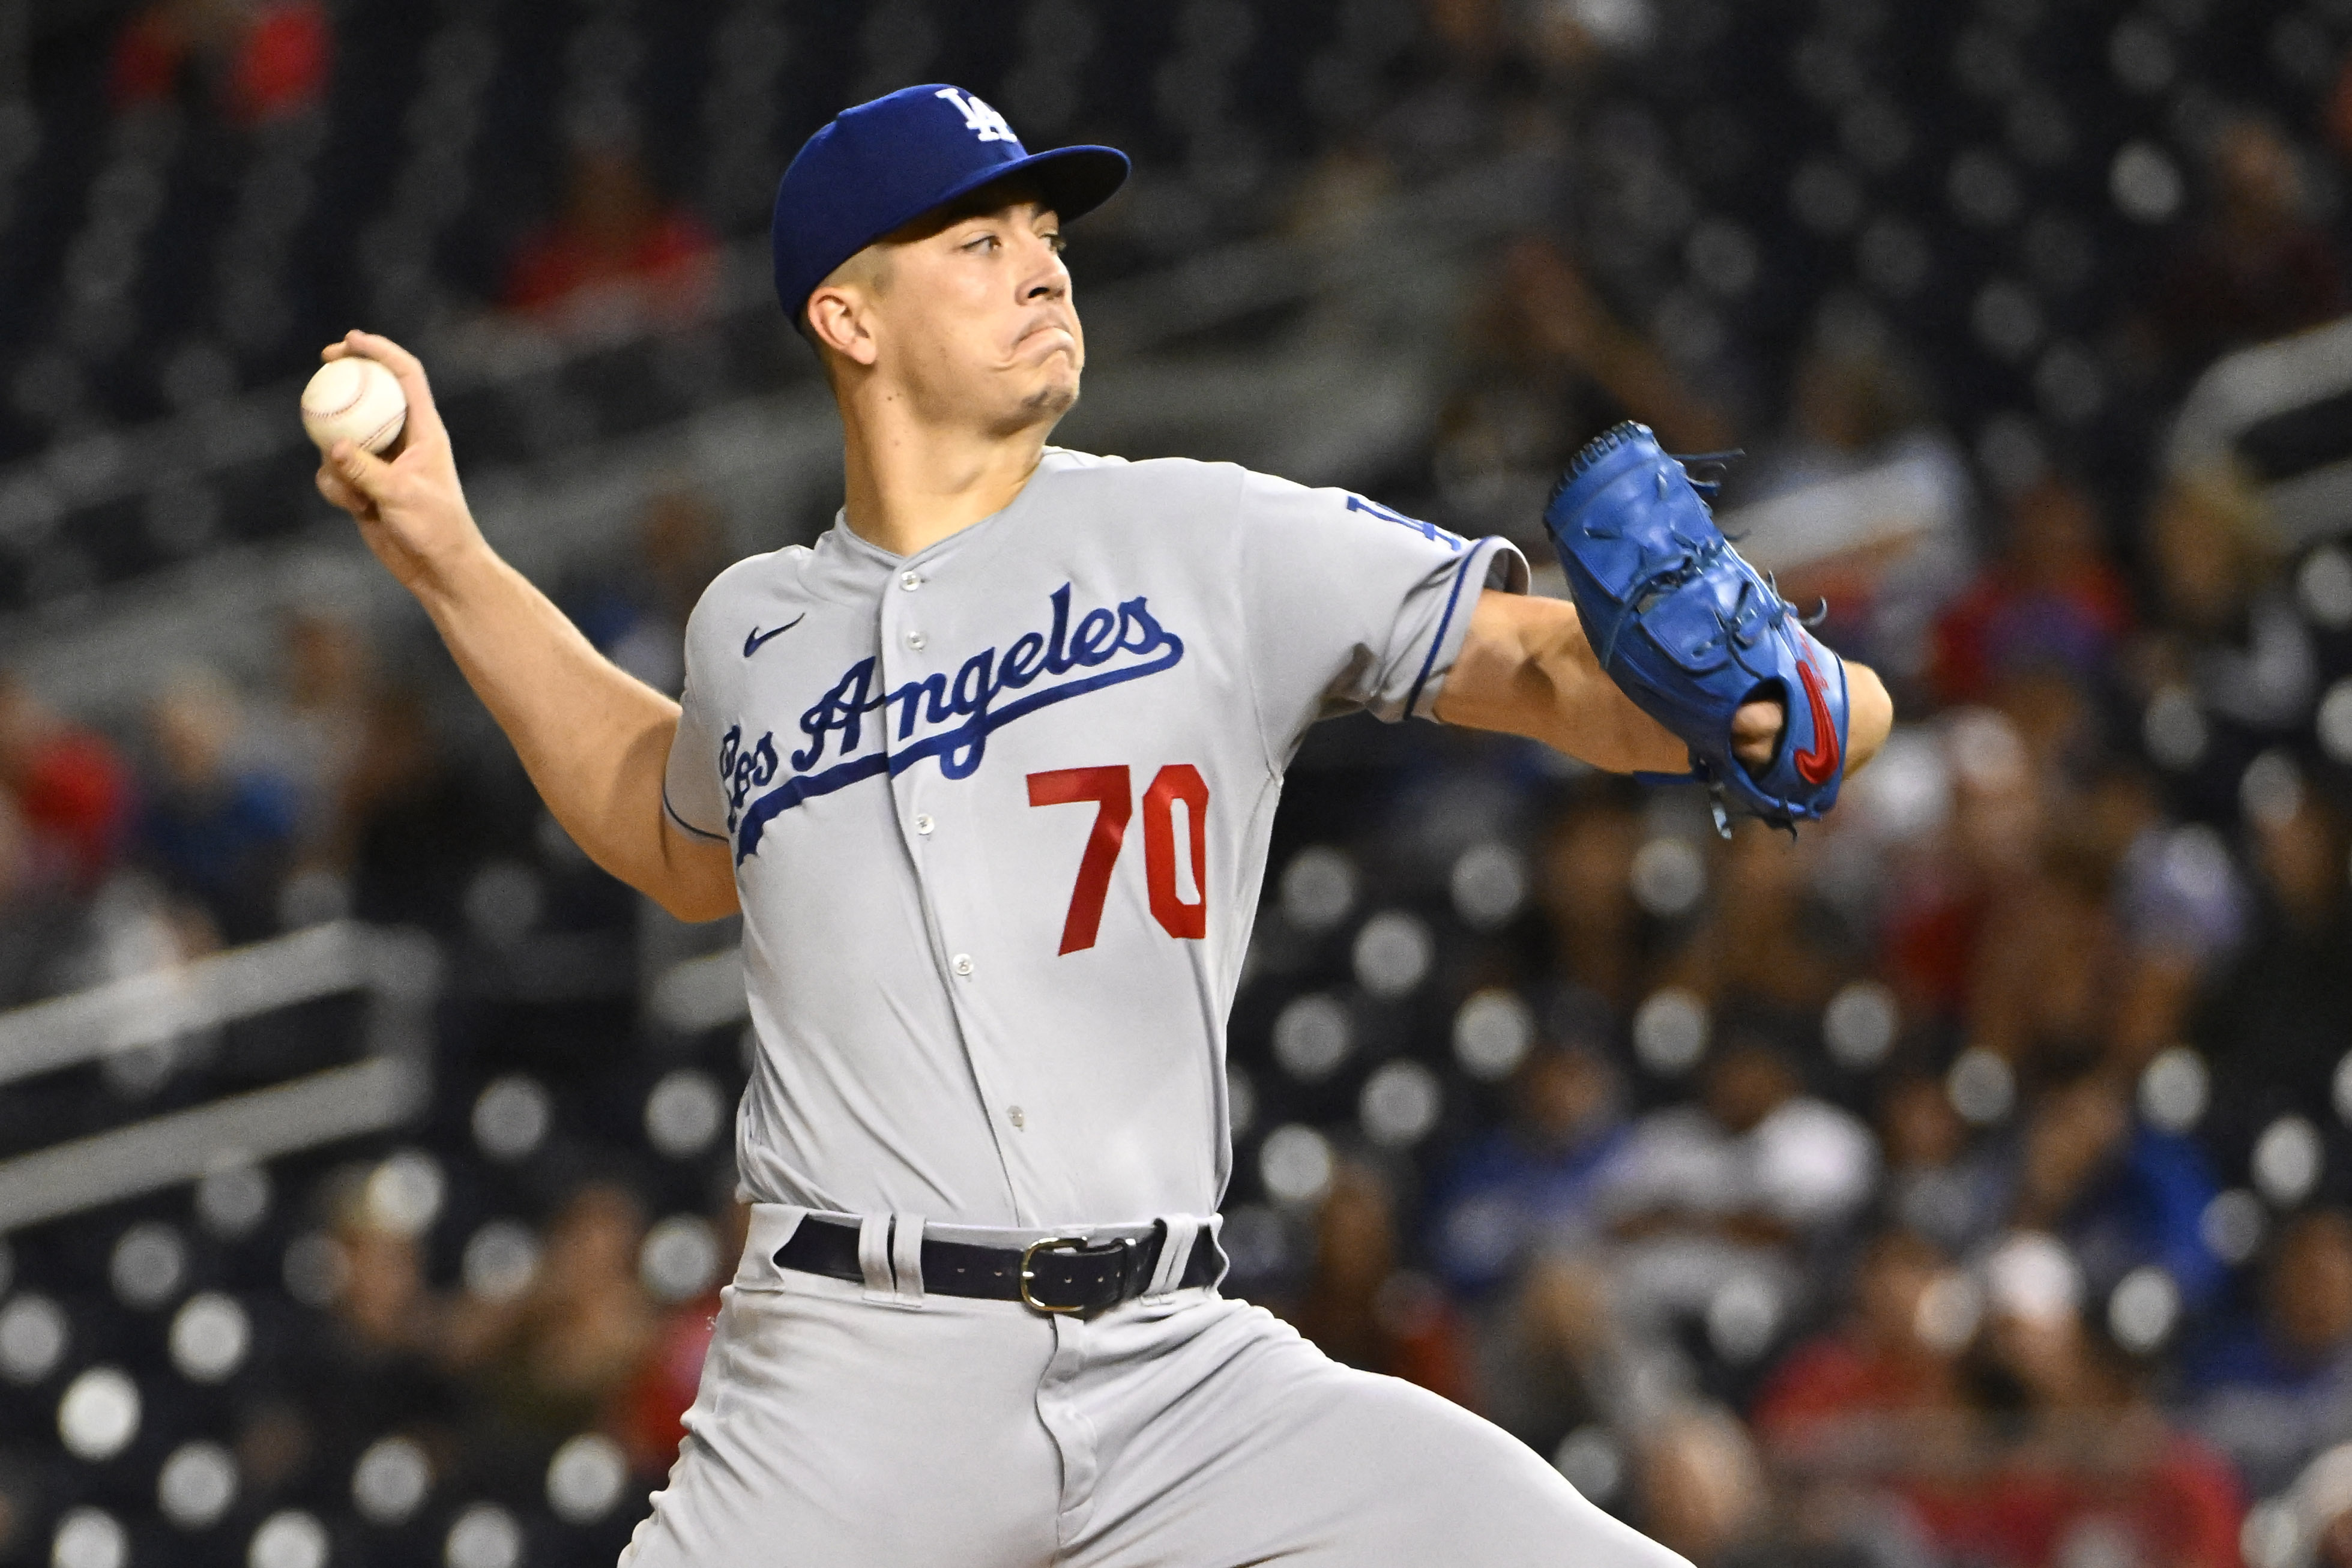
[805,449,1079,598]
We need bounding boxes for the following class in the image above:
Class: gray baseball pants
[619,1205,1688,1567]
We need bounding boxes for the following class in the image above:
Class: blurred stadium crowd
[7,1,2352,1566]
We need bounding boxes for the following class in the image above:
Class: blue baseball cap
[771,85,1129,328]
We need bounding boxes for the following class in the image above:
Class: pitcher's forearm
[1438,593,1690,772]
[413,543,697,901]
[1440,590,1891,782]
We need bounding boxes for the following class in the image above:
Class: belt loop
[890,1212,926,1306]
[748,1205,806,1288]
[1141,1214,1199,1301]
[1198,1213,1229,1289]
[857,1214,894,1301]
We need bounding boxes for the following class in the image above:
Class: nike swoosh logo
[1793,651,1841,786]
[743,615,806,657]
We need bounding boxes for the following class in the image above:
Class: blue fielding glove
[1542,421,1850,832]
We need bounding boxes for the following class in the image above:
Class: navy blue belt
[776,1216,1220,1313]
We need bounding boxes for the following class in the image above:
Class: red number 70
[1026,765,1210,955]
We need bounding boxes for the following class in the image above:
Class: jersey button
[906,630,926,650]
[914,813,935,836]
[899,571,922,592]
[951,954,974,977]
[1007,1106,1026,1130]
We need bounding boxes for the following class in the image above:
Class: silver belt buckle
[1018,1234,1094,1313]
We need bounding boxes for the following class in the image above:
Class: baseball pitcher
[313,84,1892,1567]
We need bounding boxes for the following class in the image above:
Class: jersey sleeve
[1234,469,1528,754]
[663,675,731,845]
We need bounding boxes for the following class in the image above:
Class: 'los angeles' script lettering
[726,584,1183,862]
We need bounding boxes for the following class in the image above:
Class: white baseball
[301,357,408,455]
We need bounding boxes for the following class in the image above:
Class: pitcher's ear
[807,285,880,369]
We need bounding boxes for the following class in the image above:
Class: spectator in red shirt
[1751,1228,1963,1462]
[1872,709,2042,1028]
[0,674,131,890]
[504,139,718,334]
[620,1291,720,1479]
[111,0,331,126]
[1907,1234,2245,1568]
[1928,475,2132,712]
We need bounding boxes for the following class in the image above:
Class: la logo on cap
[768,83,1127,319]
[935,87,1018,145]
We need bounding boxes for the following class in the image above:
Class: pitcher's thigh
[1089,1330,1689,1568]
[621,1284,1063,1567]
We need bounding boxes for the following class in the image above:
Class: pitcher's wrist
[406,529,504,614]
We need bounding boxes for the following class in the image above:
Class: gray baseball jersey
[663,448,1527,1228]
